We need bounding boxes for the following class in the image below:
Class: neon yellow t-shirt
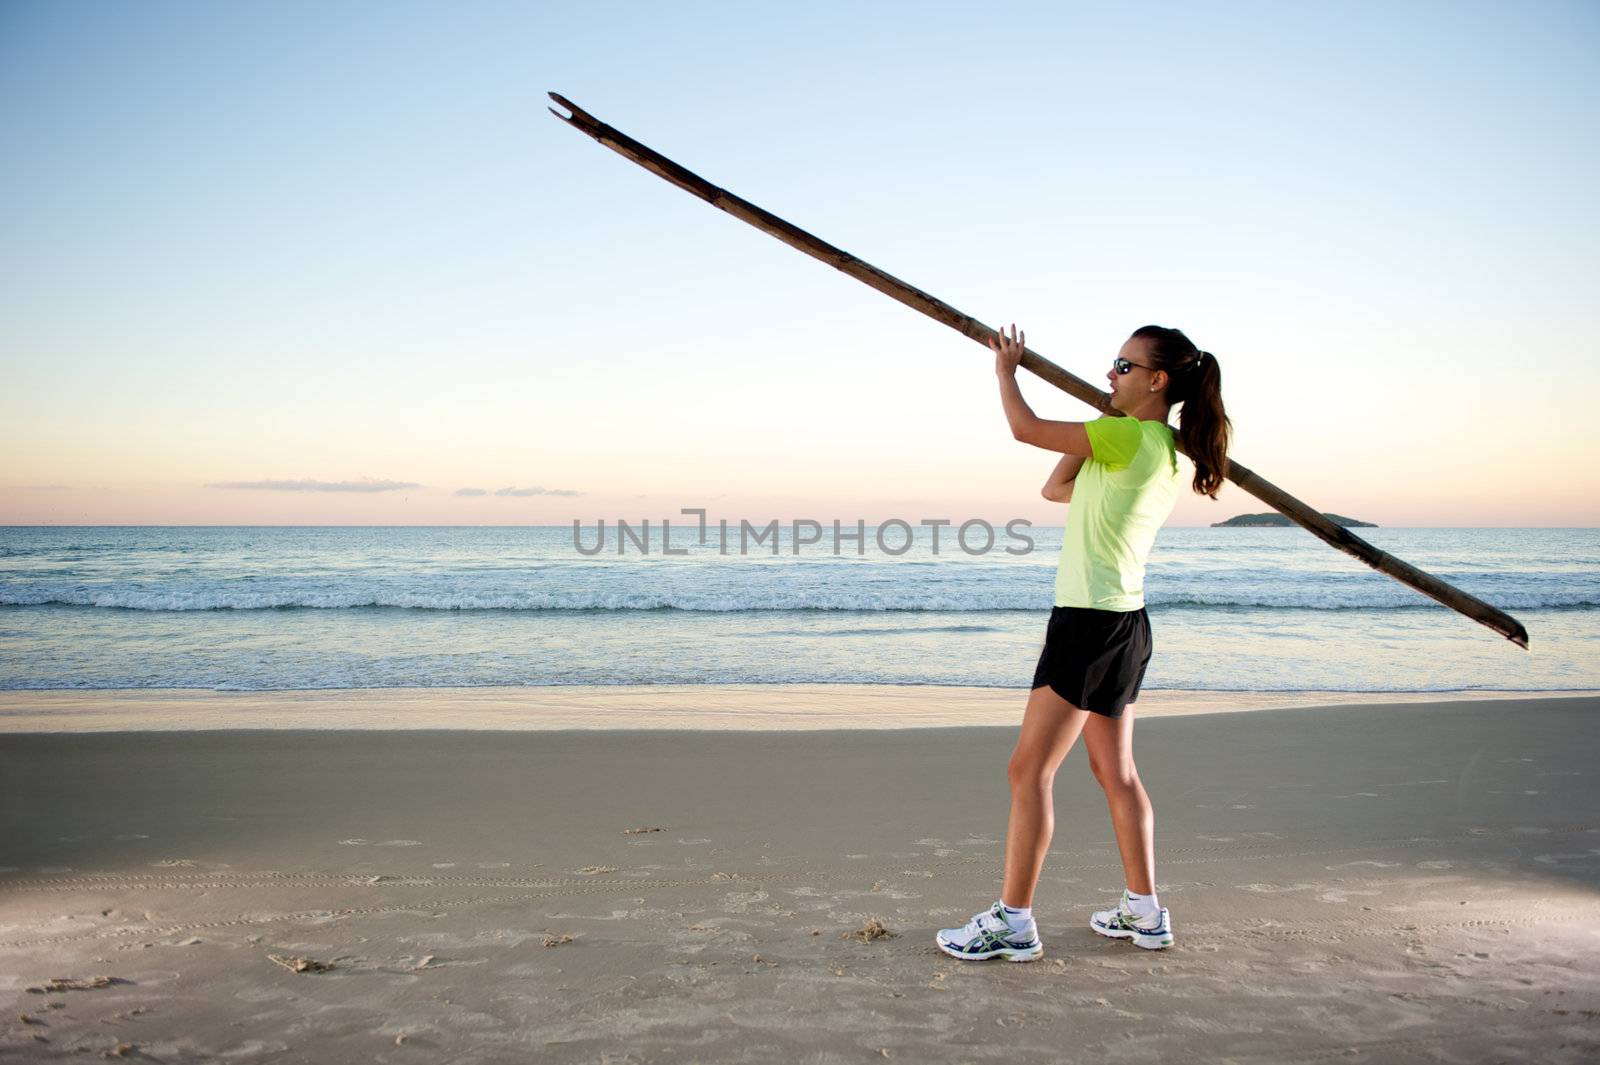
[1053,416,1181,611]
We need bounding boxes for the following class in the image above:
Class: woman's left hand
[990,323,1025,376]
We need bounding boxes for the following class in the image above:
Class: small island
[1212,512,1377,528]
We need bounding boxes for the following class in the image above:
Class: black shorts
[1030,605,1152,719]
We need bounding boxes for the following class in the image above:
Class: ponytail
[1175,351,1230,498]
[1128,326,1232,499]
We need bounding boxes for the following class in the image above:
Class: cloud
[494,485,583,497]
[206,478,421,493]
[455,487,488,496]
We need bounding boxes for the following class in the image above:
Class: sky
[2,0,1598,527]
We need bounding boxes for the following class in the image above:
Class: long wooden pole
[547,92,1530,649]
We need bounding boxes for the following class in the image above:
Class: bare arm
[991,324,1095,456]
[997,373,1095,454]
[1042,452,1086,503]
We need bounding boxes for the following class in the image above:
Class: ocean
[0,525,1594,694]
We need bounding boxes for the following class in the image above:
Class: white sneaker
[1090,891,1173,950]
[935,901,1044,962]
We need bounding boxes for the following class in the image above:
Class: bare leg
[999,685,1092,909]
[1082,708,1156,895]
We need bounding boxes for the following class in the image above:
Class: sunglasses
[1112,357,1158,375]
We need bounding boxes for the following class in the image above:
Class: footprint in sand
[1534,851,1600,866]
[1319,888,1381,903]
[216,1040,289,1056]
[1240,882,1320,895]
[721,890,769,913]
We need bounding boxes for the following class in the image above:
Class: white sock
[1125,890,1160,921]
[999,902,1033,928]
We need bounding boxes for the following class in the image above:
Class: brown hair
[1129,325,1231,498]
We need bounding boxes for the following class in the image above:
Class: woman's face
[1106,337,1163,413]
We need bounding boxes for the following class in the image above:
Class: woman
[936,322,1231,961]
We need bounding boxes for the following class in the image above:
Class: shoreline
[1,683,1594,732]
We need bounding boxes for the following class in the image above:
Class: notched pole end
[547,92,600,131]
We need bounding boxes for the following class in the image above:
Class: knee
[1007,752,1052,792]
[1090,757,1140,796]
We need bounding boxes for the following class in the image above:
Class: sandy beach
[2,690,1597,1063]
